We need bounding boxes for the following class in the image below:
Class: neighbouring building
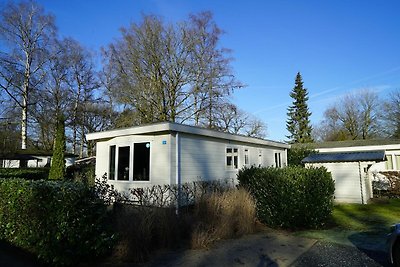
[302,140,400,204]
[0,150,76,168]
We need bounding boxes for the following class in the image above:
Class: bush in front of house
[106,181,255,263]
[0,179,115,265]
[237,166,335,229]
[66,162,96,186]
[0,168,49,180]
[191,188,257,249]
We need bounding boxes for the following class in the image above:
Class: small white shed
[86,122,289,194]
[301,140,400,203]
[303,151,386,204]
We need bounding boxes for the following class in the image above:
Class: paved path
[292,241,388,267]
[109,229,317,267]
[0,229,390,267]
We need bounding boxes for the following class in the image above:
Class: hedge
[0,168,49,180]
[238,166,335,229]
[0,179,115,265]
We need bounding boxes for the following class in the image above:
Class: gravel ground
[292,241,389,267]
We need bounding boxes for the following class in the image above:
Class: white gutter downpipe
[358,161,364,204]
[175,132,181,214]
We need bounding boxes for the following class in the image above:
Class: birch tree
[0,1,56,149]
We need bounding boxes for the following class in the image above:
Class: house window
[109,145,116,180]
[226,147,238,169]
[258,149,263,167]
[275,152,281,168]
[244,149,249,166]
[133,142,150,181]
[386,155,393,170]
[396,155,400,170]
[118,146,130,180]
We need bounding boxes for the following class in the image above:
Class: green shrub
[287,145,316,166]
[49,114,66,180]
[238,166,335,229]
[0,168,49,180]
[0,179,115,265]
[66,163,95,186]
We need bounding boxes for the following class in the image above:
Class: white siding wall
[94,132,288,194]
[95,134,172,194]
[307,162,373,204]
[178,133,287,183]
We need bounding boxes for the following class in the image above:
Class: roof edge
[86,122,290,149]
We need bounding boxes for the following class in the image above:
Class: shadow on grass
[332,203,394,266]
[0,240,43,267]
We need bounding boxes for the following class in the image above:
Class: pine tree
[49,115,66,180]
[286,72,313,143]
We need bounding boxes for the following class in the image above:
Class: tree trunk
[21,54,30,150]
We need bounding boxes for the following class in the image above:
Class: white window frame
[258,149,263,167]
[108,145,116,180]
[132,142,152,182]
[395,155,400,170]
[244,148,250,167]
[226,146,239,170]
[386,154,394,170]
[108,141,152,182]
[275,152,282,168]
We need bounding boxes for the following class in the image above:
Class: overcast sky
[22,0,400,141]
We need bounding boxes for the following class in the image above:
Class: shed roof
[302,151,386,163]
[294,139,400,149]
[86,122,290,149]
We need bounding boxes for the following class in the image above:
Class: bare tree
[381,89,400,139]
[213,103,267,138]
[65,39,100,155]
[31,38,74,150]
[316,90,381,141]
[0,1,56,149]
[105,12,242,125]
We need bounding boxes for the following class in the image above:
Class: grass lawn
[295,199,400,251]
[332,198,400,232]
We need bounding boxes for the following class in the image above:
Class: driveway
[130,229,316,267]
[0,229,390,267]
[130,229,389,267]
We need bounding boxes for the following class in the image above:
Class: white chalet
[86,122,289,194]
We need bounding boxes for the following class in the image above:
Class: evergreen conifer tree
[49,115,66,180]
[286,72,313,143]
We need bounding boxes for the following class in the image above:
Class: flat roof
[86,122,290,149]
[294,139,400,149]
[302,151,386,163]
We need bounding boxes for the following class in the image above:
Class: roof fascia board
[86,122,290,149]
[317,144,400,153]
